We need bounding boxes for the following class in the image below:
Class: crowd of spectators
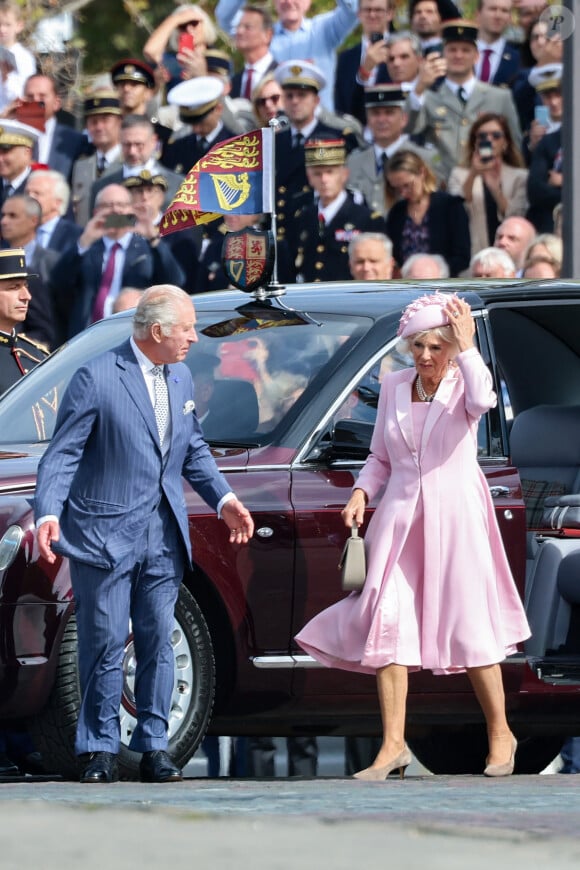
[0,0,567,356]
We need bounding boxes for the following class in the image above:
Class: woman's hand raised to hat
[445,296,474,353]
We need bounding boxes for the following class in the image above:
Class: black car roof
[187,279,580,323]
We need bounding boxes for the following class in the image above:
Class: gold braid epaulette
[18,333,50,354]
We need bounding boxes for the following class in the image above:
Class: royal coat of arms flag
[159,128,274,236]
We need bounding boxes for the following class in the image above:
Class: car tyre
[29,584,215,780]
[408,725,564,775]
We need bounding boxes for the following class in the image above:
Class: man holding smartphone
[217,0,360,112]
[334,0,395,120]
[406,19,521,181]
[526,63,562,155]
[50,183,185,339]
[526,64,562,233]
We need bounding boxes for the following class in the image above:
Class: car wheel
[29,584,215,780]
[408,726,564,774]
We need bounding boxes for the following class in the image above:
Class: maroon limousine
[1,280,580,778]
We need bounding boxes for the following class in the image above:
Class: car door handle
[489,486,510,499]
[256,526,274,538]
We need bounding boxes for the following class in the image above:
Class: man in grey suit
[347,84,442,215]
[91,115,184,215]
[35,284,254,784]
[406,19,521,181]
[71,90,123,227]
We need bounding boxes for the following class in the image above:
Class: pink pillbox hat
[398,292,453,338]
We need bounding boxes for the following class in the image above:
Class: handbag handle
[350,520,360,538]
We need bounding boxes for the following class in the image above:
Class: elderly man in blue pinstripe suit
[35,284,254,784]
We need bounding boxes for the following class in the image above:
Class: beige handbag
[339,521,366,592]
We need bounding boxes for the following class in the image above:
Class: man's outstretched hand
[221,499,254,545]
[37,520,60,564]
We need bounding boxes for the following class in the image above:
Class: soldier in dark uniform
[291,139,388,283]
[273,60,362,246]
[0,247,49,395]
[161,76,238,175]
[111,58,157,118]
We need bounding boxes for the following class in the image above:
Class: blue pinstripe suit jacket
[34,340,232,569]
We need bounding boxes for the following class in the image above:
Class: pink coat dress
[296,348,531,675]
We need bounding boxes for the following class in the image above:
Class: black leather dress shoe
[80,751,119,783]
[140,750,182,783]
[14,751,47,776]
[0,751,20,776]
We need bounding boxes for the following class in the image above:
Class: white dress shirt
[241,51,274,96]
[130,336,234,516]
[476,37,506,83]
[37,116,56,165]
[318,190,347,225]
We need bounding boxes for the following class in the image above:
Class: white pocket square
[183,400,195,415]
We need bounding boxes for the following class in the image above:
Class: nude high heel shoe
[353,745,412,781]
[484,735,517,777]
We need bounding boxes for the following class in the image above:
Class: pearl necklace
[416,375,437,402]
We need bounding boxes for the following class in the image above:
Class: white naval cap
[528,63,562,92]
[167,76,225,119]
[274,60,327,93]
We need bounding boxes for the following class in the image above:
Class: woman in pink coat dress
[296,292,530,780]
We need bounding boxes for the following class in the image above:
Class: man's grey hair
[94,183,131,209]
[401,253,450,279]
[27,169,70,215]
[348,232,393,260]
[121,113,155,135]
[7,193,42,223]
[387,30,421,57]
[469,246,516,277]
[133,284,192,338]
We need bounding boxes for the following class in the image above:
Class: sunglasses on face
[256,94,281,107]
[476,131,503,141]
[178,20,202,30]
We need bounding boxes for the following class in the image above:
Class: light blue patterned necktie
[151,365,169,444]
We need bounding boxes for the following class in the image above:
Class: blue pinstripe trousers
[70,497,186,755]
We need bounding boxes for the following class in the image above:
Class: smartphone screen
[369,32,384,43]
[15,100,46,132]
[534,105,550,127]
[478,143,493,162]
[423,41,443,57]
[104,213,137,229]
[178,31,195,53]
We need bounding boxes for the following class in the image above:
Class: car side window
[332,345,412,432]
[194,314,367,444]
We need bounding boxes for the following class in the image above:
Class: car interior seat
[203,378,260,441]
[509,405,580,657]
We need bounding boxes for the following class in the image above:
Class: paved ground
[2,773,579,870]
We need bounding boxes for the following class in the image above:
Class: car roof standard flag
[159,128,274,235]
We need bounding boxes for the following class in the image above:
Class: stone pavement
[1,775,579,870]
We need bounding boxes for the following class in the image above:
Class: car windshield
[0,307,367,446]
